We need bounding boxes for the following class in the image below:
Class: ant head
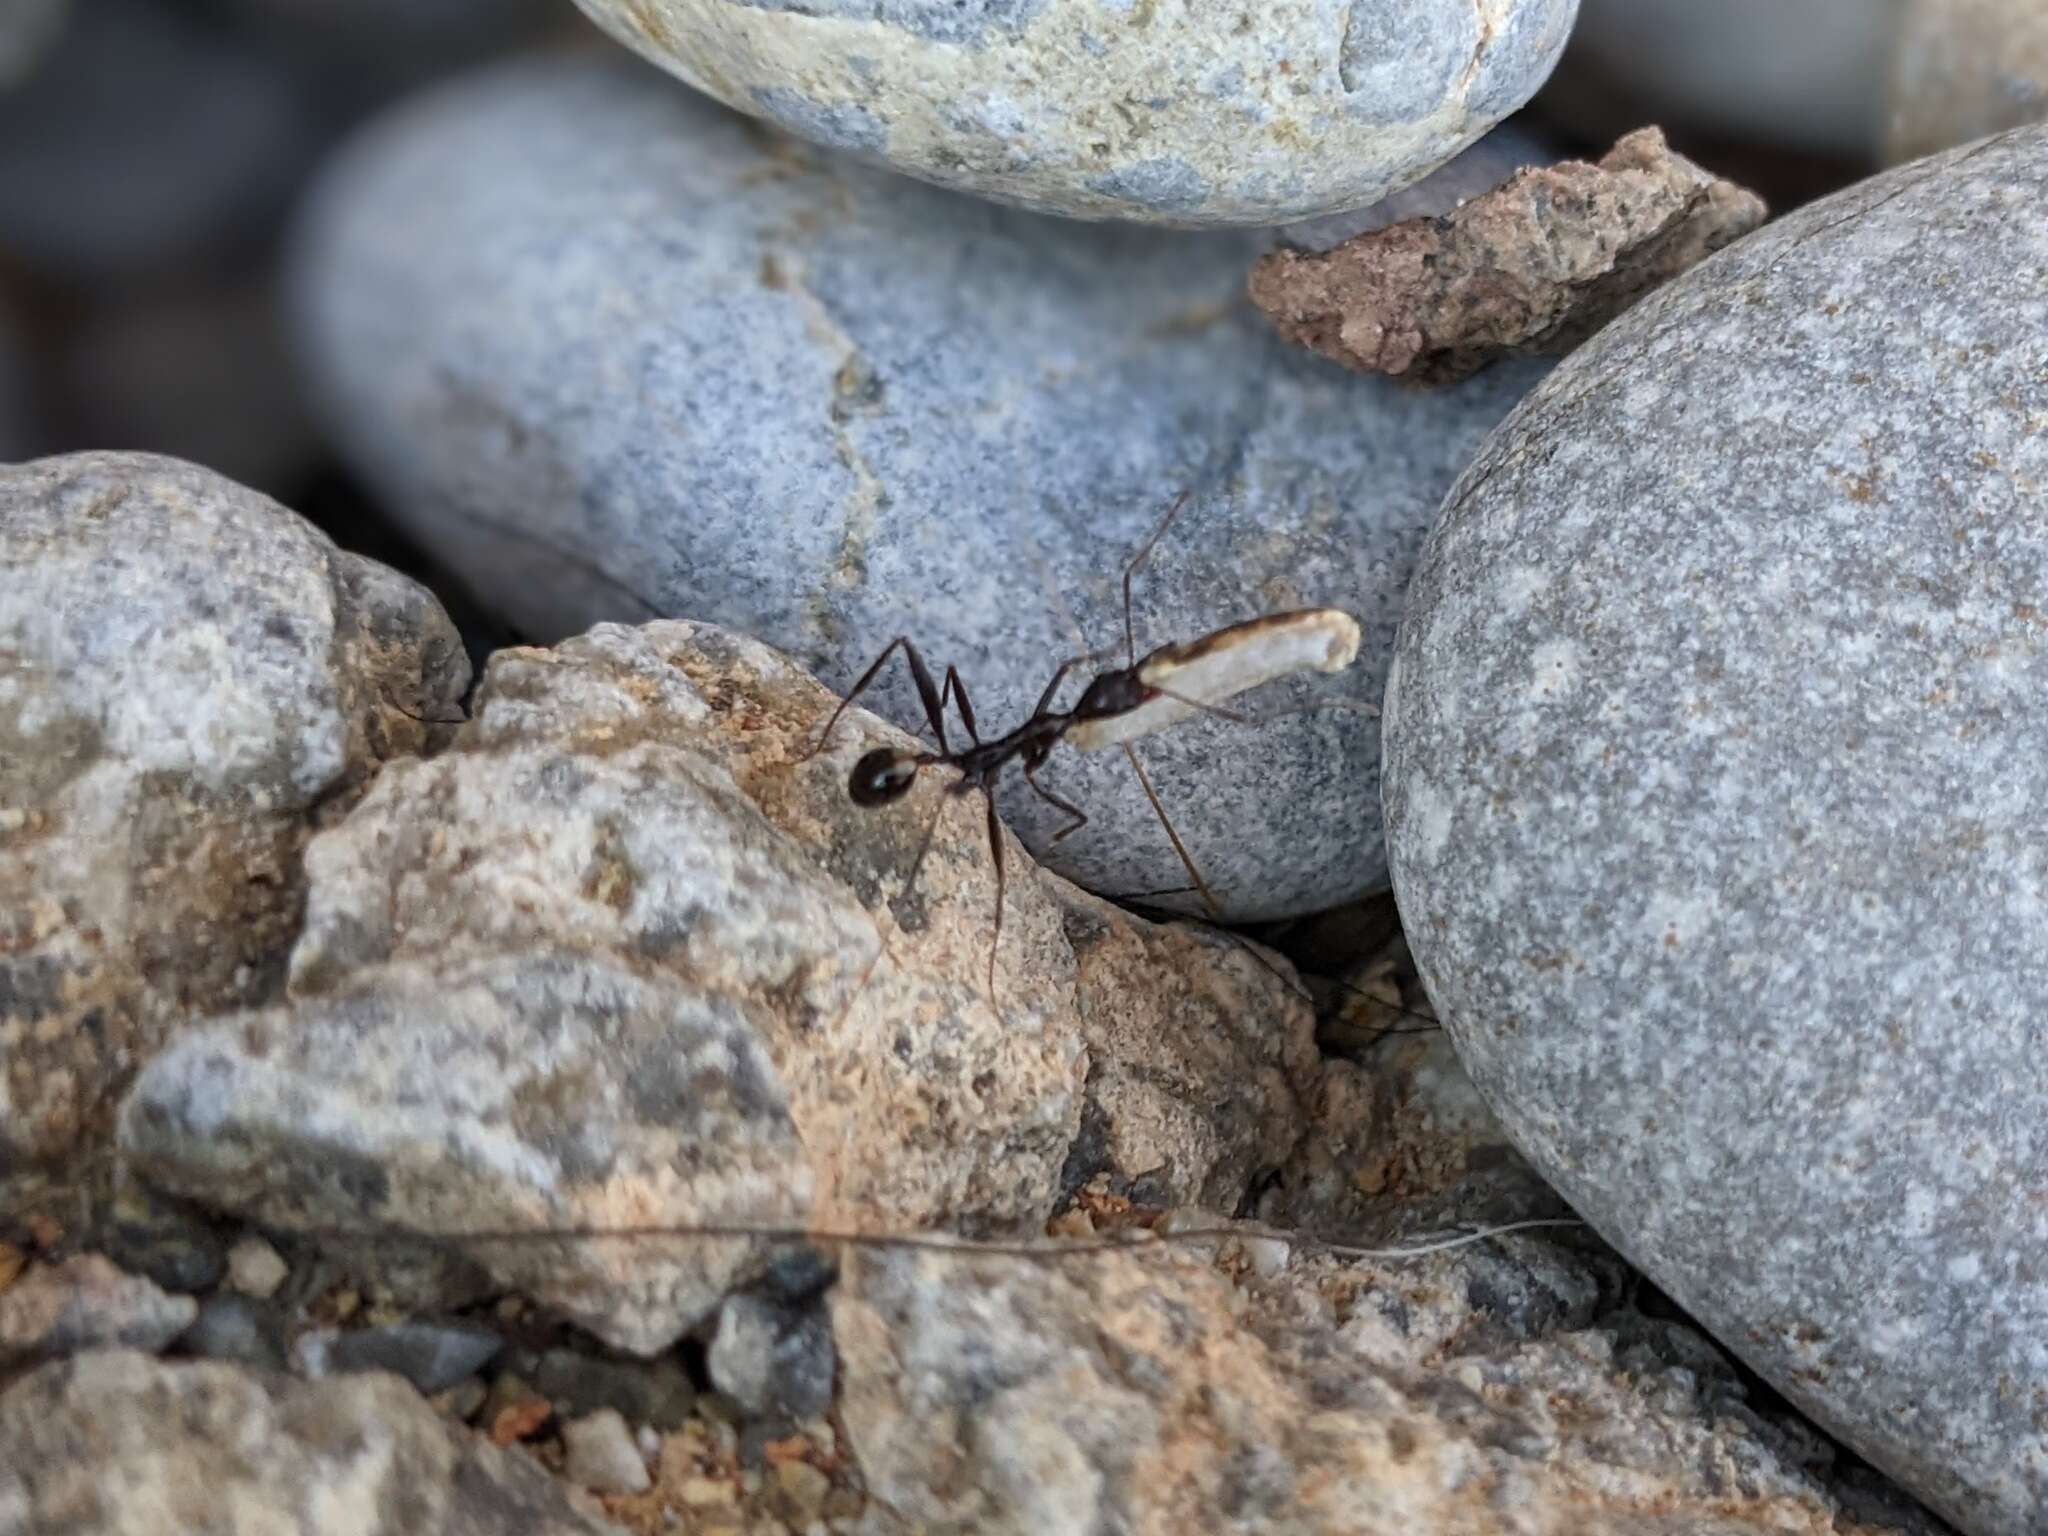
[849,747,921,807]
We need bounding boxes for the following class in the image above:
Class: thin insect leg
[939,666,982,745]
[805,635,953,759]
[1123,488,1192,666]
[901,641,951,755]
[983,789,1006,1006]
[895,789,952,911]
[1120,742,1223,921]
[1023,764,1088,847]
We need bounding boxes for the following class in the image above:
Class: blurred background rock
[0,0,2041,635]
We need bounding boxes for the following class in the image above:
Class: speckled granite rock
[0,452,467,1164]
[126,950,818,1356]
[1384,126,2048,1536]
[0,1351,623,1535]
[1888,0,2048,162]
[292,54,1555,919]
[295,1318,505,1395]
[834,1239,1929,1535]
[1547,0,1904,158]
[567,0,1577,225]
[1261,1029,1564,1245]
[122,620,1316,1350]
[1270,120,1556,252]
[707,1286,834,1423]
[0,1255,196,1370]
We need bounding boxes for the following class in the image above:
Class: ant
[805,492,1362,998]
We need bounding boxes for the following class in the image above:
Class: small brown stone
[772,1458,832,1520]
[490,1396,553,1446]
[1249,128,1767,385]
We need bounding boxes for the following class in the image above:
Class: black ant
[805,492,1362,997]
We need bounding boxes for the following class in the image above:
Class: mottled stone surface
[0,1350,624,1535]
[1261,1029,1564,1246]
[292,54,1555,918]
[1548,0,1905,158]
[1888,0,2048,162]
[567,0,1577,225]
[834,1238,1926,1535]
[707,1289,834,1423]
[0,451,467,1164]
[0,1255,196,1369]
[1383,127,2048,1536]
[225,1236,288,1299]
[121,620,1315,1349]
[298,1318,505,1395]
[1253,128,1767,384]
[506,1346,696,1429]
[1271,120,1556,252]
[561,1408,652,1495]
[177,1294,287,1371]
[124,949,818,1355]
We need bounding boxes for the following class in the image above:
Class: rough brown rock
[834,1240,1932,1536]
[0,1254,195,1371]
[1249,128,1768,386]
[0,1350,624,1535]
[121,621,1316,1351]
[0,451,467,1166]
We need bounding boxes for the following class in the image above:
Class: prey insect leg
[806,635,953,758]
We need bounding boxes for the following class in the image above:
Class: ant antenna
[1124,488,1192,666]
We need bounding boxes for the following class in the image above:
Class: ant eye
[849,748,919,807]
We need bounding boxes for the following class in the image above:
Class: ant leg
[1121,743,1224,921]
[895,789,952,912]
[939,666,982,745]
[983,789,1006,1008]
[806,635,952,759]
[1022,764,1088,847]
[1122,488,1193,666]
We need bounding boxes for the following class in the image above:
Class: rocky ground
[5,2,2046,1534]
